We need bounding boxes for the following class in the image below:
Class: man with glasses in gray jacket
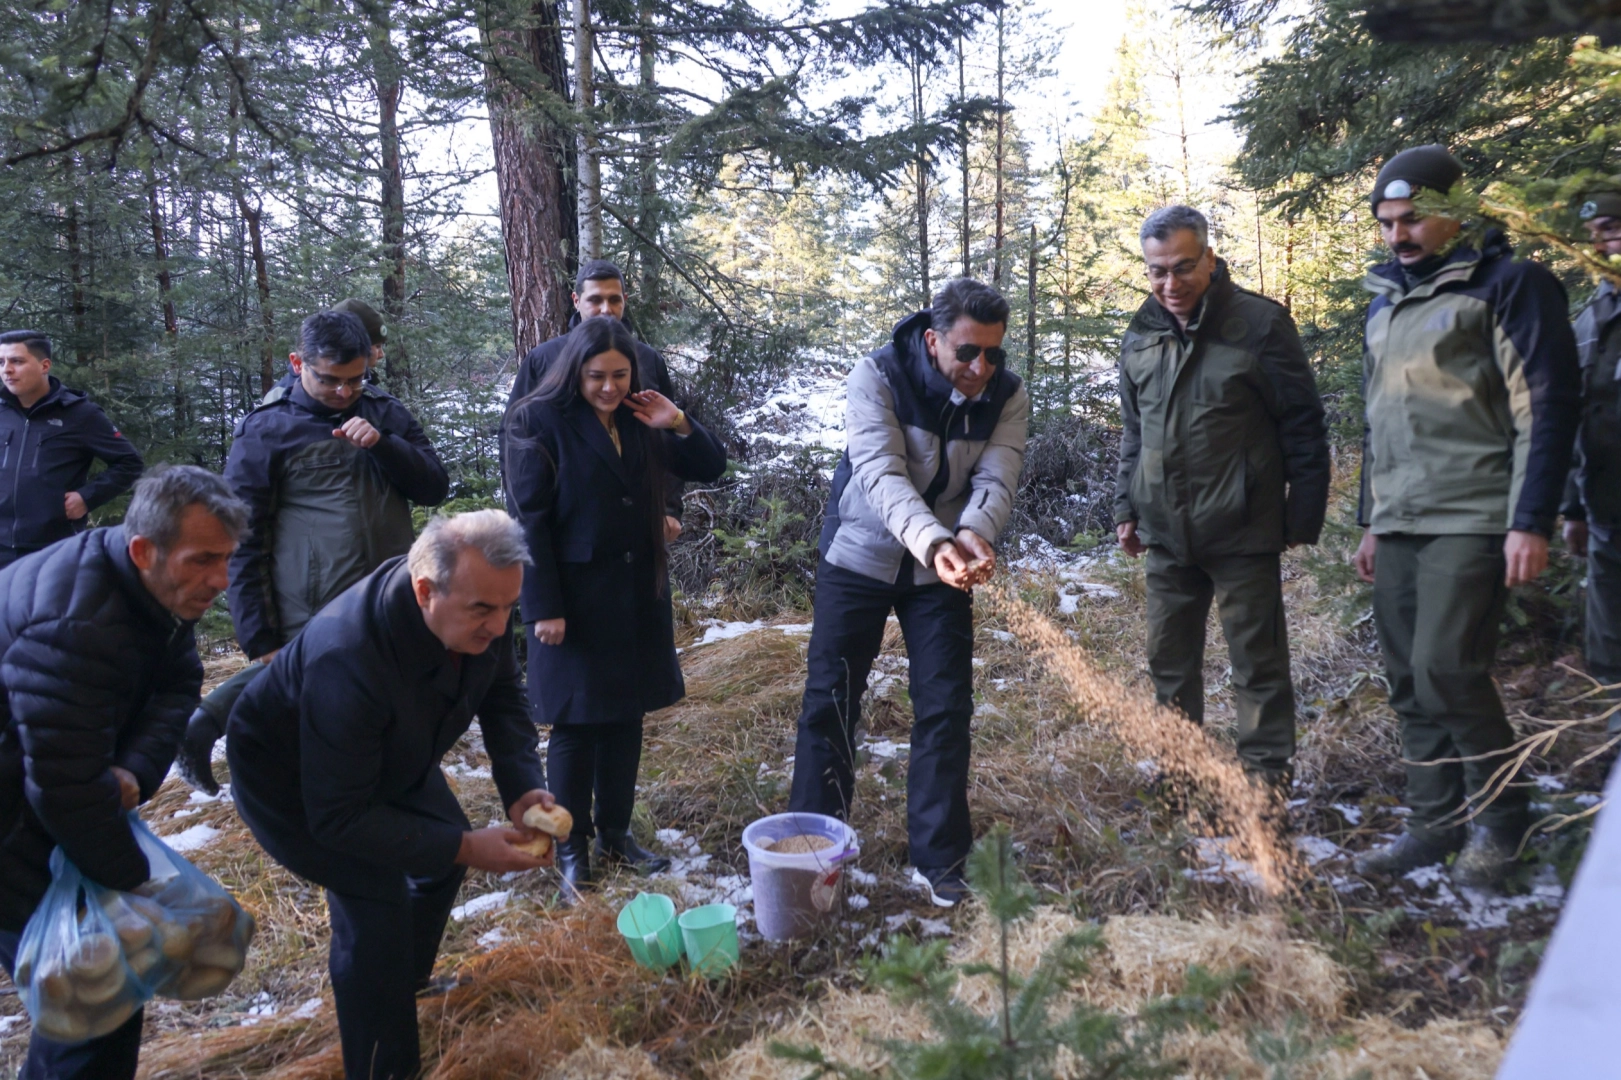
[788,278,1028,907]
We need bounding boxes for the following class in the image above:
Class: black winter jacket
[226,558,545,901]
[504,317,686,521]
[0,527,203,930]
[505,397,727,726]
[225,381,449,661]
[0,378,144,556]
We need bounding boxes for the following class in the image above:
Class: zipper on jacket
[12,418,27,542]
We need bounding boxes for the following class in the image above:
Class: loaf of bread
[511,831,553,859]
[522,804,574,837]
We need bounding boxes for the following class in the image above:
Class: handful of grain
[760,834,834,854]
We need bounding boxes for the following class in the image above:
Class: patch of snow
[170,808,199,820]
[445,762,492,780]
[451,890,510,921]
[1533,775,1566,792]
[847,894,870,910]
[858,931,881,949]
[776,623,814,635]
[919,918,953,937]
[989,629,1016,643]
[1403,865,1449,889]
[695,619,767,645]
[1181,837,1264,888]
[1296,836,1341,865]
[1331,803,1364,825]
[163,823,220,853]
[289,998,323,1020]
[188,789,222,805]
[885,913,914,931]
[847,868,877,887]
[477,927,510,949]
[0,1016,23,1032]
[865,739,907,760]
[1573,793,1602,807]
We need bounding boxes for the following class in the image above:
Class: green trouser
[1586,530,1621,733]
[1372,533,1528,846]
[1144,547,1296,776]
[194,661,266,736]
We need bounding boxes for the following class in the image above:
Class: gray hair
[1140,204,1210,248]
[124,465,249,553]
[408,509,531,588]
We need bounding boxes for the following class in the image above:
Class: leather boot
[556,837,592,905]
[596,829,671,874]
[1352,831,1459,877]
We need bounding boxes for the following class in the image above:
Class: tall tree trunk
[1026,223,1036,377]
[147,174,178,337]
[371,0,412,393]
[992,9,1006,288]
[228,33,274,396]
[575,0,602,261]
[481,0,577,354]
[1254,197,1265,295]
[1283,214,1295,312]
[911,54,930,306]
[66,191,87,366]
[636,0,659,309]
[958,35,970,279]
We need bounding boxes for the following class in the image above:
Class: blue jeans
[789,559,975,870]
[0,929,143,1080]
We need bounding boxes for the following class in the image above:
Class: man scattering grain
[1113,204,1330,792]
[227,510,558,1080]
[0,466,248,1080]
[1352,146,1580,887]
[788,278,1029,908]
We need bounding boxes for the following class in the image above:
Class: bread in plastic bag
[13,813,258,1043]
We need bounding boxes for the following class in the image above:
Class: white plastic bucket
[742,813,860,941]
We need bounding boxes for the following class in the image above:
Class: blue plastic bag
[13,814,257,1043]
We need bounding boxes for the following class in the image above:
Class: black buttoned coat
[225,558,545,903]
[505,397,727,727]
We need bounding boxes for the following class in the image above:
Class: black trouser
[1586,528,1621,732]
[0,929,144,1080]
[1373,533,1528,846]
[789,559,975,871]
[326,864,466,1080]
[547,718,645,841]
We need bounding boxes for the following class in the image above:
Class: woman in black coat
[505,317,726,896]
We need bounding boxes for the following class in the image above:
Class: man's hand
[507,789,557,829]
[955,529,996,586]
[455,826,546,873]
[176,712,221,796]
[664,515,683,544]
[64,492,88,521]
[1564,518,1590,559]
[333,417,382,449]
[1116,521,1146,558]
[1353,529,1377,583]
[534,618,566,646]
[1505,529,1550,587]
[110,766,140,811]
[932,539,972,591]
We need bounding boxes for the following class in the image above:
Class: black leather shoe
[595,830,671,874]
[556,837,593,905]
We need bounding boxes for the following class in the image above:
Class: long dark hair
[509,317,671,588]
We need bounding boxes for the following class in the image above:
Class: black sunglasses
[952,344,1006,366]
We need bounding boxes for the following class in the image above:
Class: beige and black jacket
[1359,232,1581,538]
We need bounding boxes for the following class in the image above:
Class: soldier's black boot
[596,830,671,874]
[1451,824,1522,889]
[556,837,593,905]
[1352,831,1459,877]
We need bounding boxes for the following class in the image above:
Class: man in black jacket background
[178,310,449,794]
[0,329,145,568]
[227,510,555,1080]
[0,465,247,1080]
[503,259,687,540]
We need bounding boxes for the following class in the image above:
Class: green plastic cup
[678,903,739,977]
[617,893,683,971]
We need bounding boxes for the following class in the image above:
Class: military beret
[1371,145,1465,214]
[332,299,386,345]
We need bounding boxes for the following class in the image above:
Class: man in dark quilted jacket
[0,465,247,1080]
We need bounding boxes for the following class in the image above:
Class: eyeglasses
[952,344,1007,366]
[1145,247,1208,283]
[310,371,366,392]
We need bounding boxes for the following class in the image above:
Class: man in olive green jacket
[1351,146,1581,888]
[1114,205,1330,787]
[1562,188,1621,728]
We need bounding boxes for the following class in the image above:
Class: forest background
[2,0,1618,615]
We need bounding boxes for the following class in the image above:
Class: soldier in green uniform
[1561,188,1621,727]
[1114,205,1330,790]
[1351,146,1582,887]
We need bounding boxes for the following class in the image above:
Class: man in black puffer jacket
[0,465,247,1080]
